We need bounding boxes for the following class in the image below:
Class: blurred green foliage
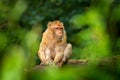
[0,0,120,80]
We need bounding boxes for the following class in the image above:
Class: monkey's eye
[55,27,63,30]
[55,27,59,29]
[60,28,63,30]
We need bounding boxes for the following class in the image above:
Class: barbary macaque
[38,20,72,67]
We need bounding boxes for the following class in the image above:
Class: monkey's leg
[45,48,53,65]
[62,43,72,62]
[58,43,72,67]
[53,52,64,65]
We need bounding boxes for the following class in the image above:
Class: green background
[0,0,120,80]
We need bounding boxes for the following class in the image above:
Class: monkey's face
[47,20,64,40]
[54,24,64,39]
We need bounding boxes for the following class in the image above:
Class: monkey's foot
[40,62,48,66]
[48,61,55,66]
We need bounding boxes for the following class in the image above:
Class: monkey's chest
[51,46,65,58]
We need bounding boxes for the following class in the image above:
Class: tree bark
[32,55,120,70]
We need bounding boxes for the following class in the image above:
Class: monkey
[38,20,72,67]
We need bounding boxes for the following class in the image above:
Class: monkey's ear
[47,21,52,28]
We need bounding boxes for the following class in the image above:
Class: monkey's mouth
[57,36,63,41]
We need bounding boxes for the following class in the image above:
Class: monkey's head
[47,20,64,40]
